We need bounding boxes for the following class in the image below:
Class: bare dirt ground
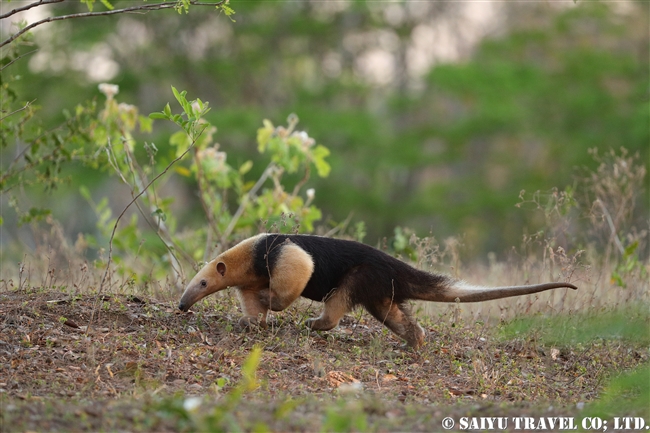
[1,287,648,432]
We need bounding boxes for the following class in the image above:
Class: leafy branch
[1,100,97,194]
[0,99,35,123]
[90,90,210,332]
[90,134,201,331]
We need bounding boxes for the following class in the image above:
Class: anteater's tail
[416,278,578,303]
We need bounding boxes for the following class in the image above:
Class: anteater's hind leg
[367,300,425,348]
[305,287,351,331]
[259,242,314,312]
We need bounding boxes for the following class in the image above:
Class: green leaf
[79,185,91,201]
[80,0,94,12]
[175,0,191,14]
[139,115,153,133]
[311,144,331,177]
[239,160,253,175]
[194,98,205,114]
[19,207,52,225]
[99,0,114,10]
[171,87,192,116]
[219,4,237,22]
[240,346,262,391]
[151,208,166,222]
[300,205,322,232]
[175,166,191,177]
[169,130,191,158]
[624,241,639,257]
[257,120,274,152]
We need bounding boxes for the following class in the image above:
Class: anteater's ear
[216,262,226,277]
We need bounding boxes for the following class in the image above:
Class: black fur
[179,233,576,347]
[252,234,449,308]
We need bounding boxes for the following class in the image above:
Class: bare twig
[0,99,35,122]
[596,199,625,255]
[0,0,65,20]
[290,164,310,197]
[220,162,276,249]
[0,49,39,72]
[88,124,208,334]
[1,0,225,48]
[324,212,354,238]
[193,150,222,247]
[119,137,192,277]
[103,137,190,281]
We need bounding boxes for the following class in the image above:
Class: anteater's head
[178,234,262,312]
[178,260,229,312]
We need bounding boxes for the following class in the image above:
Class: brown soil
[1,288,647,431]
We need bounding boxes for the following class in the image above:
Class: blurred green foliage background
[1,0,648,261]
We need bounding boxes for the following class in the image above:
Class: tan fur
[236,285,269,328]
[179,234,315,328]
[218,234,266,286]
[179,234,266,311]
[376,302,425,348]
[305,287,350,331]
[259,241,314,312]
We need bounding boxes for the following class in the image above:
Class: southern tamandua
[178,233,577,347]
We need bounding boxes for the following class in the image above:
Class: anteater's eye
[200,280,207,288]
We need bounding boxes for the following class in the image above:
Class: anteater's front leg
[236,286,269,328]
[259,242,313,312]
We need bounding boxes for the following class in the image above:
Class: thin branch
[193,149,222,243]
[103,139,181,279]
[0,99,35,122]
[290,164,310,197]
[0,48,39,72]
[1,0,225,48]
[120,137,194,273]
[88,124,208,334]
[323,212,354,238]
[104,136,193,274]
[596,199,625,256]
[0,0,64,20]
[220,162,276,248]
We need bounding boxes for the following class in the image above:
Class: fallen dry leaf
[551,348,560,360]
[325,371,359,387]
[62,318,80,329]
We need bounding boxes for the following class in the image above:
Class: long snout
[178,287,200,312]
[178,279,223,312]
